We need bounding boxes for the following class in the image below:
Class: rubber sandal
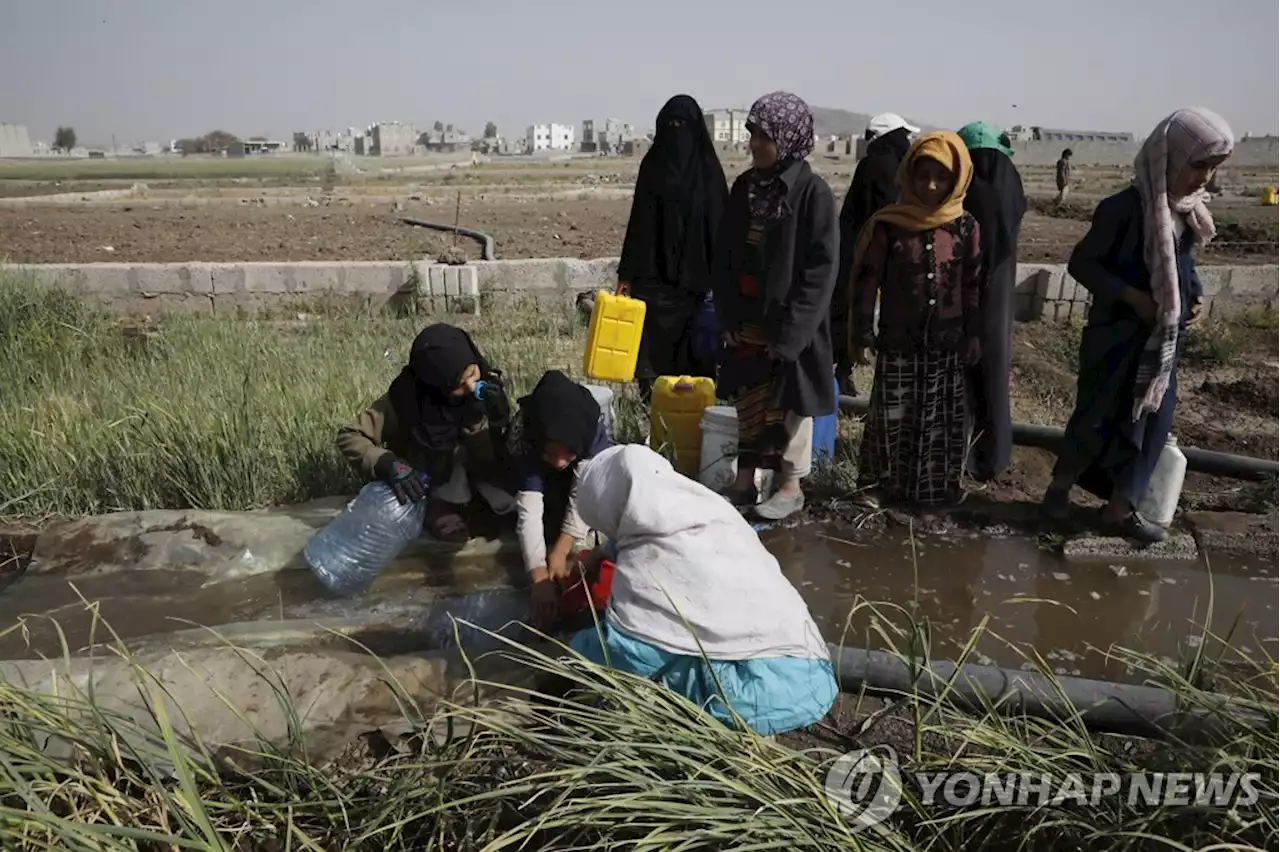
[753,489,805,521]
[1101,512,1168,544]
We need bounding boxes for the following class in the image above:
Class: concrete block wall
[6,261,480,314]
[5,258,1274,320]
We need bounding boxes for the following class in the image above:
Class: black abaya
[617,95,729,391]
[962,149,1027,481]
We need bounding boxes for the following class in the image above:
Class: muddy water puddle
[1,525,1275,684]
[768,525,1278,682]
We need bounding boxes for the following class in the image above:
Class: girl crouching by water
[568,444,837,736]
[1042,108,1233,542]
[508,371,613,626]
[849,131,983,508]
[337,324,515,543]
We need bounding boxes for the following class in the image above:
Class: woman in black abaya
[617,94,729,399]
[957,122,1027,481]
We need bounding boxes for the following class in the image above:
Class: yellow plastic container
[649,375,717,478]
[1261,186,1277,206]
[583,289,647,382]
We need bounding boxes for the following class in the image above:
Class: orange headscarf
[845,130,973,345]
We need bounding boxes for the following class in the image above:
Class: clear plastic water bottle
[304,478,429,596]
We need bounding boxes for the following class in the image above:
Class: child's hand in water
[528,567,559,629]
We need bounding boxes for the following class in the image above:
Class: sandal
[425,500,469,544]
[1100,511,1168,544]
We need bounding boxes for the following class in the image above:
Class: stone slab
[1061,532,1199,561]
[1185,510,1279,559]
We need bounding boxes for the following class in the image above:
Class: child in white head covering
[568,444,836,735]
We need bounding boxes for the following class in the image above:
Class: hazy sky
[3,0,1277,146]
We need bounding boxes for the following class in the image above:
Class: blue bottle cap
[472,380,489,399]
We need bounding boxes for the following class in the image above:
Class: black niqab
[618,94,728,291]
[387,324,491,453]
[965,148,1028,271]
[518,370,600,458]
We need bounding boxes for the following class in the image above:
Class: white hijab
[575,445,829,662]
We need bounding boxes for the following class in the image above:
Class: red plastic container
[559,553,616,617]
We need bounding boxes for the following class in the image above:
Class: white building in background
[0,123,33,157]
[703,109,749,145]
[526,123,575,152]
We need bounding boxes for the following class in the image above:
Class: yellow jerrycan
[1261,186,1278,207]
[649,375,717,478]
[583,285,646,383]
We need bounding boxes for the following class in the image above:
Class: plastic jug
[1262,186,1278,207]
[699,405,740,492]
[811,377,840,466]
[583,288,646,382]
[582,383,616,439]
[304,479,429,596]
[649,375,717,478]
[1137,435,1187,527]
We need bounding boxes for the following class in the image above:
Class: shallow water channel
[1,522,1274,685]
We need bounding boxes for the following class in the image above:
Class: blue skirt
[569,620,838,736]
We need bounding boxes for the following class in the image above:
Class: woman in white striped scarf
[1041,107,1234,543]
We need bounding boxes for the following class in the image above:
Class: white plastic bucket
[699,406,739,493]
[581,383,615,439]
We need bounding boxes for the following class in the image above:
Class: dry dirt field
[1,157,1275,264]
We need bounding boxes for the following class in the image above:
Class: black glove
[373,454,429,505]
[475,379,511,427]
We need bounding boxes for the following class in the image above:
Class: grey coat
[712,160,839,417]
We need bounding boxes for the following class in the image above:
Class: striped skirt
[858,348,966,506]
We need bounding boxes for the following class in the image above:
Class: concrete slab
[1061,532,1198,561]
[1185,510,1278,559]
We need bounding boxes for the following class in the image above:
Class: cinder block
[428,264,447,295]
[443,265,460,296]
[1223,265,1277,298]
[1195,266,1230,297]
[338,263,401,295]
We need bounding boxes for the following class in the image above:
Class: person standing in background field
[849,131,983,509]
[832,113,919,396]
[713,91,839,521]
[957,121,1028,482]
[1041,108,1233,542]
[617,94,729,402]
[1055,148,1074,204]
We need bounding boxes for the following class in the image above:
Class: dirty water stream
[1,524,1274,686]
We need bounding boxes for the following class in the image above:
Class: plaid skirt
[858,348,966,506]
[728,324,791,470]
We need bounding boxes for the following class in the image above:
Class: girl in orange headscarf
[847,131,984,508]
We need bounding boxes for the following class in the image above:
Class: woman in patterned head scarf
[1043,107,1233,543]
[711,91,839,522]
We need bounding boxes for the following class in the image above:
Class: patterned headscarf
[745,91,815,223]
[1130,106,1234,421]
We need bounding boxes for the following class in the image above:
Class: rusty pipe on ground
[838,395,1278,480]
[400,217,496,261]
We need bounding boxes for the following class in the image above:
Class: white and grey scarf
[1131,107,1234,420]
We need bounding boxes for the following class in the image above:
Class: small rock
[99,245,114,252]
[1089,591,1101,600]
[1108,564,1128,578]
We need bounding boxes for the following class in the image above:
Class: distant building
[526,123,575,152]
[420,127,472,152]
[703,109,749,145]
[0,123,32,157]
[581,117,637,153]
[370,122,416,156]
[1008,124,1133,143]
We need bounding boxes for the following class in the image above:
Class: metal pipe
[838,395,1278,479]
[827,643,1270,741]
[399,217,496,261]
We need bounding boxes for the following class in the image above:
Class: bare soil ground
[1,160,1273,264]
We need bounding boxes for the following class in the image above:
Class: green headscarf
[957,121,1014,157]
